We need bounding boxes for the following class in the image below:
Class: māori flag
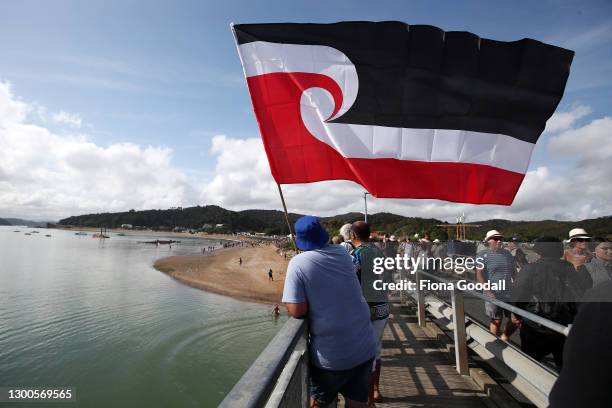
[232,22,574,205]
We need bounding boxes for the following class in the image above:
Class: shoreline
[153,244,289,305]
[53,226,248,242]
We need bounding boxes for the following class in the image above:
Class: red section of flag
[245,72,524,205]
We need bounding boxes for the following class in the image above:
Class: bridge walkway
[363,302,498,408]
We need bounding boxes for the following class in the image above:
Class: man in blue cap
[283,215,377,408]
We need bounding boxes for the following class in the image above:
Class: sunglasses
[490,237,502,241]
[573,238,590,242]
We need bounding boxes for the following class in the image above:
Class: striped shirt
[477,248,514,297]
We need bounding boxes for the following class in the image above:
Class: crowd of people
[280,215,611,407]
[475,228,610,370]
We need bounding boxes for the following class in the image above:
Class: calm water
[0,226,285,407]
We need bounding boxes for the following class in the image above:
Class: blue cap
[295,216,329,251]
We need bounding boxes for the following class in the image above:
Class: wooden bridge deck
[372,303,494,408]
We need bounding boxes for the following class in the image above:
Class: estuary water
[0,226,284,407]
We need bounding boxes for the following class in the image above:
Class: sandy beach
[154,244,289,304]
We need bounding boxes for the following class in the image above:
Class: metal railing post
[415,269,427,327]
[451,287,469,375]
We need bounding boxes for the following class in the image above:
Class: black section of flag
[234,22,574,144]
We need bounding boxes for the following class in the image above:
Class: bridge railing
[412,268,569,408]
[221,268,570,408]
[219,318,308,408]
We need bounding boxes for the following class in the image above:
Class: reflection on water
[0,226,284,407]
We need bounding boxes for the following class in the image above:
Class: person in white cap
[432,238,447,260]
[563,228,593,270]
[476,230,518,340]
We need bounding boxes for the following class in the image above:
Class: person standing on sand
[283,216,376,408]
[239,257,242,266]
[268,268,274,281]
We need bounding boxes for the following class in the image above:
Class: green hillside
[58,206,612,241]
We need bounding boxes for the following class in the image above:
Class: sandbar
[154,244,289,304]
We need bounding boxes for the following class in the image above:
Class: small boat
[116,233,126,236]
[45,234,52,237]
[24,233,31,235]
[92,233,110,239]
[13,230,20,232]
[75,232,88,236]
[32,231,40,234]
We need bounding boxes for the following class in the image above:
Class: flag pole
[277,183,298,253]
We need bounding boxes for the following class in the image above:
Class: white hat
[414,233,420,238]
[569,228,590,240]
[484,230,503,242]
[433,239,440,243]
[389,235,397,241]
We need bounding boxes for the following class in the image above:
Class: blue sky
[0,0,611,221]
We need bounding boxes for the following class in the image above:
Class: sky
[0,0,611,222]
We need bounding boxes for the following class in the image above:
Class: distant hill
[472,217,612,241]
[58,206,305,236]
[0,218,10,226]
[2,218,49,227]
[58,205,444,236]
[58,206,612,241]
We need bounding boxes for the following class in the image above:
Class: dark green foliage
[470,217,612,241]
[57,206,612,240]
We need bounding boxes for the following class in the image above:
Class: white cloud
[52,110,82,128]
[559,22,612,51]
[2,80,609,223]
[0,82,27,126]
[543,105,591,134]
[0,81,195,220]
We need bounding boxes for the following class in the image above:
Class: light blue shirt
[282,244,377,370]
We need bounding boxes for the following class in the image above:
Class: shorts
[485,301,511,320]
[372,318,388,361]
[309,358,374,405]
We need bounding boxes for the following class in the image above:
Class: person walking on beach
[239,257,242,266]
[283,216,376,408]
[351,221,389,404]
[268,268,273,281]
[272,304,280,317]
